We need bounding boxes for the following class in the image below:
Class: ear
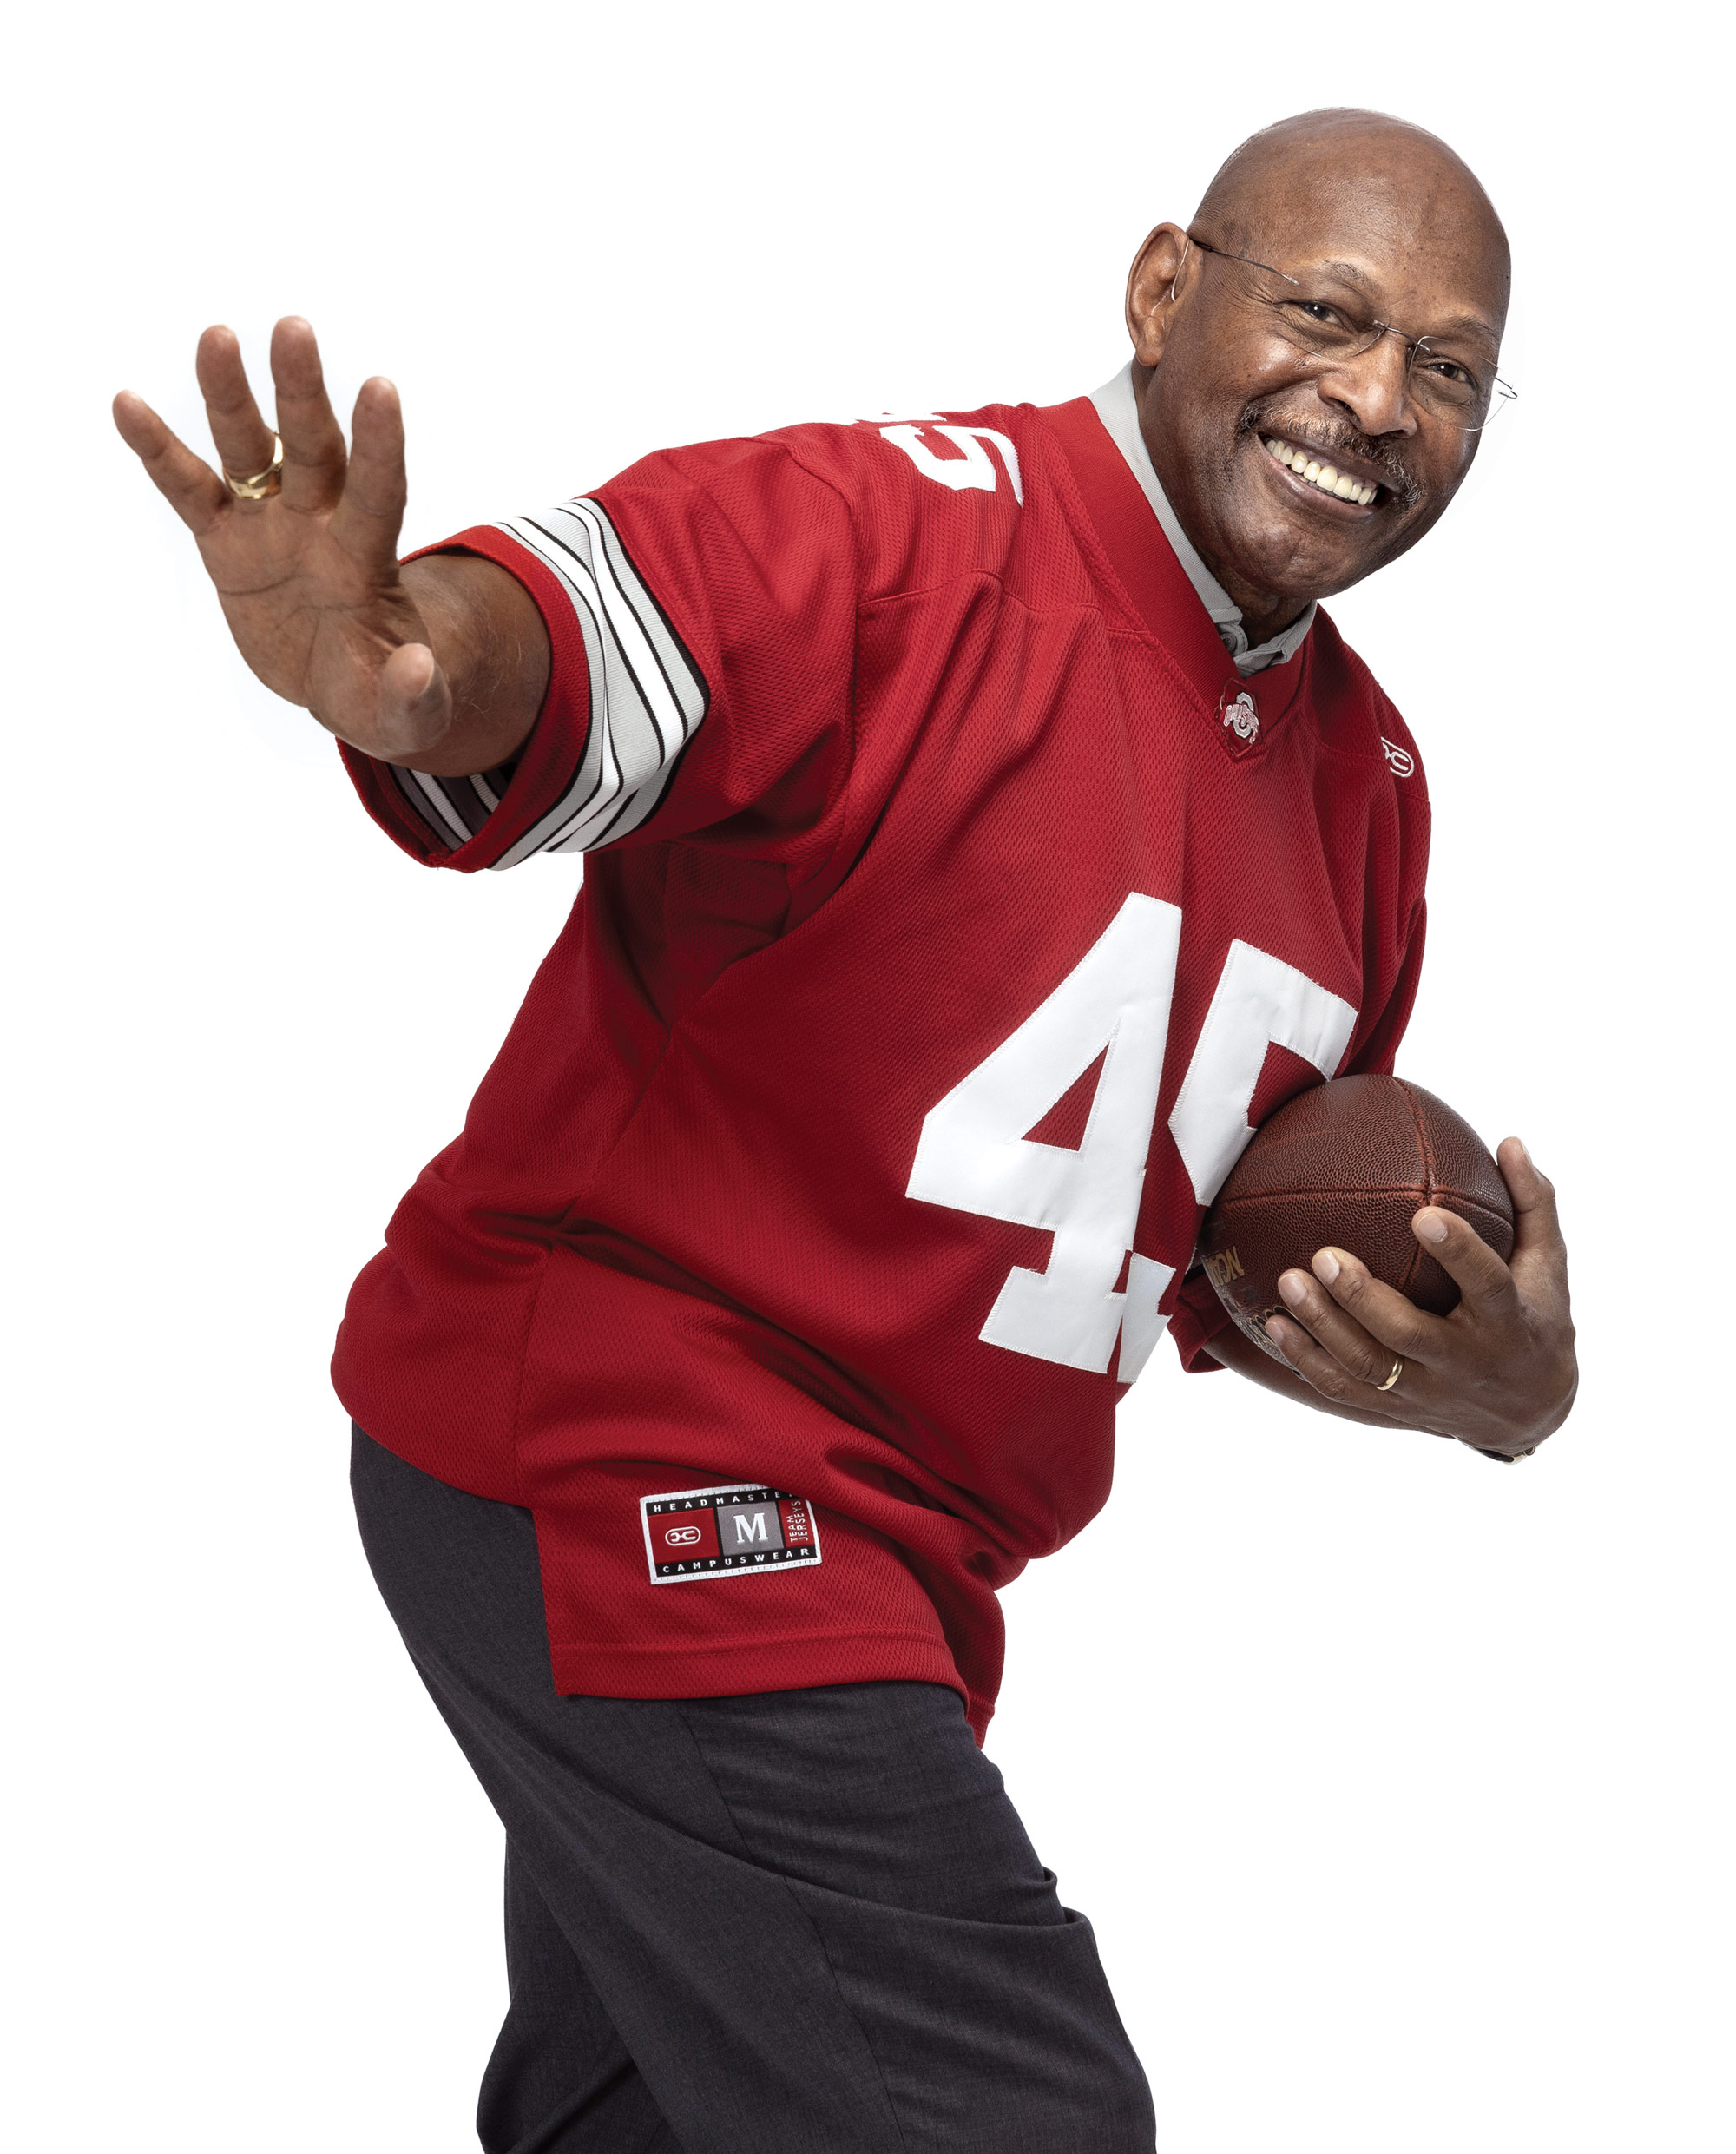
[1125,223,1192,366]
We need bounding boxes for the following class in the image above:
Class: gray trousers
[351,1426,1156,2153]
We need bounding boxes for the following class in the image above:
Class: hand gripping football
[1197,1074,1516,1364]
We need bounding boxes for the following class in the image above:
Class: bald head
[1194,109,1509,322]
[1121,108,1514,640]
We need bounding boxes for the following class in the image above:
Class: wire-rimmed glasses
[1181,232,1516,433]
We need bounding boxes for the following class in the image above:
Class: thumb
[371,641,454,761]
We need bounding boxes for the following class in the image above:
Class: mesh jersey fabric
[335,394,1431,1739]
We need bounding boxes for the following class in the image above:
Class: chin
[1220,509,1361,605]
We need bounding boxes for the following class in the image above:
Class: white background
[3,3,1728,2148]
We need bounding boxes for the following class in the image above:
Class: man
[116,107,1575,2154]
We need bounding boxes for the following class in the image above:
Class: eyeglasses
[1180,232,1516,433]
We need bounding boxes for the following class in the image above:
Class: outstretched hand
[1260,1137,1577,1459]
[114,318,456,762]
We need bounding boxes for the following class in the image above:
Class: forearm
[391,553,551,777]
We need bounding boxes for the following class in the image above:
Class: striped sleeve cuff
[345,498,708,872]
[490,501,707,863]
[385,759,518,850]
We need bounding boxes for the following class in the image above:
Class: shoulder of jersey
[1309,609,1429,797]
[764,403,1035,596]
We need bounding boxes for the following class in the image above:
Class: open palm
[114,317,453,761]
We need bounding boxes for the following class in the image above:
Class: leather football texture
[1198,1074,1516,1365]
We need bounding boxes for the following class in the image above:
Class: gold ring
[222,434,284,501]
[1376,1357,1404,1393]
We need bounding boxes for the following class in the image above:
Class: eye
[1413,349,1483,392]
[1286,300,1346,328]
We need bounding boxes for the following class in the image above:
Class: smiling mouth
[1260,434,1381,507]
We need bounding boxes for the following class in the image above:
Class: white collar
[1088,362,1316,677]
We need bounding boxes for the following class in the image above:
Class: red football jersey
[336,395,1430,1737]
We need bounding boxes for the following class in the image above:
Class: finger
[113,390,228,533]
[269,316,347,512]
[1501,1137,1564,1255]
[328,376,407,576]
[194,325,279,485]
[1264,1308,1408,1413]
[1411,1206,1521,1322]
[1278,1248,1437,1380]
[1497,1136,1571,1316]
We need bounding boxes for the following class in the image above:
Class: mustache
[1238,402,1424,508]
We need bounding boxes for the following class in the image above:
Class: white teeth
[1262,435,1377,506]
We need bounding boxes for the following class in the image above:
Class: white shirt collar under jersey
[1089,362,1317,677]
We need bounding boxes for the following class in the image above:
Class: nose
[1314,330,1418,440]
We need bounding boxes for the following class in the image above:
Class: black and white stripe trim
[391,760,510,849]
[499,499,708,866]
[389,498,707,866]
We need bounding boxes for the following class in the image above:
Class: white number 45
[905,894,1356,1382]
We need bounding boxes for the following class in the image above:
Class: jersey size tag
[640,1483,824,1584]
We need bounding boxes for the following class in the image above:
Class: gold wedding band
[1376,1356,1404,1393]
[222,433,284,501]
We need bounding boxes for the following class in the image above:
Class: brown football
[1197,1074,1515,1365]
